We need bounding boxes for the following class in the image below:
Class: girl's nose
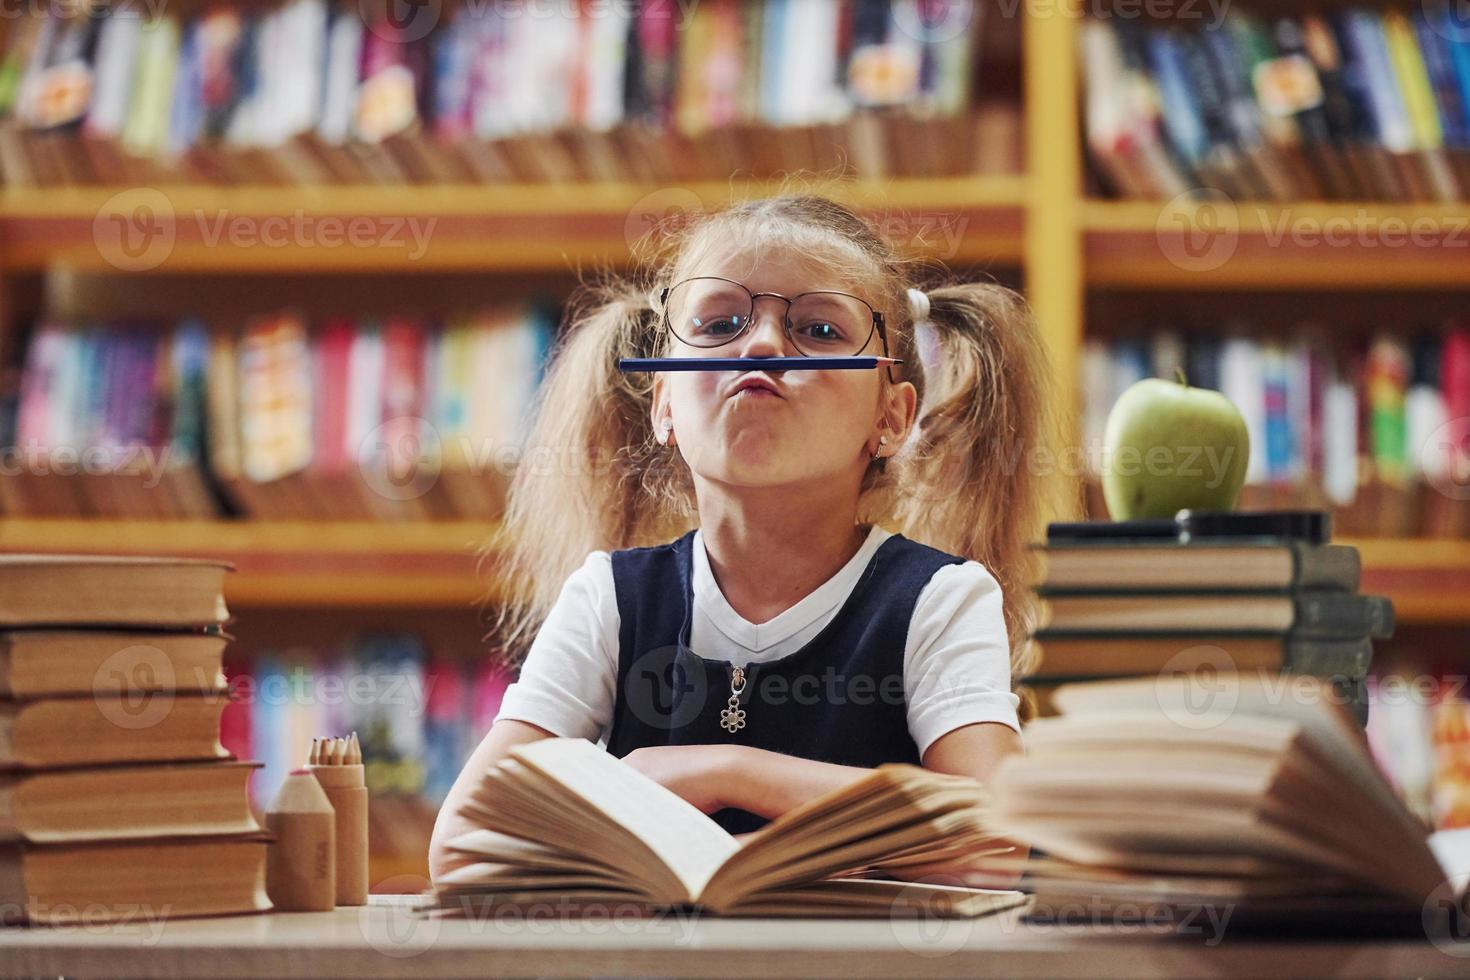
[737,305,794,358]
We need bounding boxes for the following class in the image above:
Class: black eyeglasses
[659,277,890,362]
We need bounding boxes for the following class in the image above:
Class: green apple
[1102,373,1251,520]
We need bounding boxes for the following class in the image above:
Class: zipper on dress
[719,663,747,734]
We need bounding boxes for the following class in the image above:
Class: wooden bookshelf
[0,519,500,607]
[1085,200,1470,290]
[1350,538,1470,627]
[0,176,1027,273]
[0,3,1466,629]
[0,518,1461,626]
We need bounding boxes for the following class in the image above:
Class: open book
[989,672,1470,930]
[429,738,1026,918]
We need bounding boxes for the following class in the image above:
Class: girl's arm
[428,718,553,884]
[625,719,1017,819]
[623,721,1024,883]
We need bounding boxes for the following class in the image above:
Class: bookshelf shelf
[1349,538,1470,626]
[1083,201,1470,290]
[0,519,501,607]
[0,518,1464,624]
[0,176,1028,273]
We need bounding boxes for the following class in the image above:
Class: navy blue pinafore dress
[604,528,966,834]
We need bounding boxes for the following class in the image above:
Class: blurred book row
[1367,670,1470,831]
[220,633,513,879]
[0,307,553,519]
[0,0,1020,186]
[1079,324,1470,538]
[1083,5,1470,201]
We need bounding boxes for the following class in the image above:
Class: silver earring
[871,435,888,461]
[658,419,674,446]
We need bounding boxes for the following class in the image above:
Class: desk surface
[2,895,1468,978]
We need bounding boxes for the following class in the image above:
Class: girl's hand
[621,744,740,814]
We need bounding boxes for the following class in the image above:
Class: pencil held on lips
[618,356,904,373]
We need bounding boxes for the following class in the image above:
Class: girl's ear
[875,379,918,458]
[651,382,676,447]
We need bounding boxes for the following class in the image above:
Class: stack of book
[0,555,270,925]
[1024,511,1395,726]
[989,673,1470,932]
[1082,5,1470,201]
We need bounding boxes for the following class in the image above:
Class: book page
[510,739,740,901]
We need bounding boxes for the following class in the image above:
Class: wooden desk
[2,895,1467,978]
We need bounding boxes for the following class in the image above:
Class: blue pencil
[618,356,903,373]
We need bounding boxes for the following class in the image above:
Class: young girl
[429,193,1056,882]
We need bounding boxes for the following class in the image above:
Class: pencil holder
[265,769,336,912]
[308,734,370,906]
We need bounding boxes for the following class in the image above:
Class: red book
[1443,326,1470,480]
[312,318,355,476]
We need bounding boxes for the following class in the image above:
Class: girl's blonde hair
[487,190,1060,719]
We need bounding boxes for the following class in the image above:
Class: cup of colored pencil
[307,733,369,906]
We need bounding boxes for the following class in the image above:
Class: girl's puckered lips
[725,372,786,399]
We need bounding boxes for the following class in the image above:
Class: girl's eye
[797,321,846,344]
[688,315,747,337]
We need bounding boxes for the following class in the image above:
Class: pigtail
[487,279,696,664]
[891,281,1061,721]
